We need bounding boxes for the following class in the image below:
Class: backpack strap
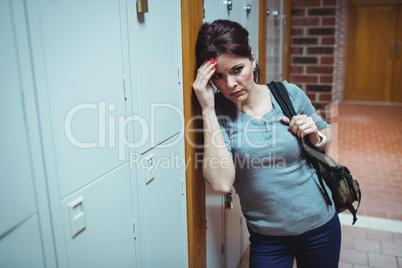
[267,81,333,206]
[310,156,333,206]
[268,81,297,119]
[346,203,358,225]
[344,169,361,224]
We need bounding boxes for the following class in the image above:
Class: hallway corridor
[335,103,402,221]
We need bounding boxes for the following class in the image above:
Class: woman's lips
[230,90,242,97]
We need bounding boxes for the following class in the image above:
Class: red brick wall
[289,0,337,115]
[333,0,349,102]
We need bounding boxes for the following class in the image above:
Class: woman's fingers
[194,58,216,89]
[193,59,215,92]
[192,58,217,110]
[281,117,290,124]
[289,115,317,138]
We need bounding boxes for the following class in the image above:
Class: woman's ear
[251,52,256,69]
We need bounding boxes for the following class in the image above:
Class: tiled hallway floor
[331,103,402,221]
[330,102,402,268]
[340,225,402,268]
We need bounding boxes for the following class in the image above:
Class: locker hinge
[132,219,137,240]
[123,74,127,101]
[20,91,29,134]
[181,181,185,196]
[177,66,182,85]
[222,243,225,255]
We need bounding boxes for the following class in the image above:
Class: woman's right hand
[192,58,217,111]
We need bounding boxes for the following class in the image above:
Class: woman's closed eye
[212,73,222,80]
[233,66,243,73]
[211,66,244,80]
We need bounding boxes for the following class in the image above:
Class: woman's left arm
[281,83,333,151]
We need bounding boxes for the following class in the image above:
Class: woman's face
[211,53,256,104]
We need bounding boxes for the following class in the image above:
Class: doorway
[344,2,402,103]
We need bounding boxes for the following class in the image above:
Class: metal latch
[226,191,233,210]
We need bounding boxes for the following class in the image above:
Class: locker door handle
[225,0,232,11]
[245,4,251,13]
[267,10,279,17]
[137,0,148,13]
[226,191,233,210]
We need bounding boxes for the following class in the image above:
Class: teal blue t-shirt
[215,81,336,236]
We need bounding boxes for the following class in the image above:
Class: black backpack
[268,81,361,224]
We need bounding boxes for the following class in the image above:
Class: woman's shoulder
[280,80,312,106]
[281,81,304,99]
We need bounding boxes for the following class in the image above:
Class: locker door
[203,0,242,25]
[203,0,259,71]
[24,1,137,266]
[241,0,259,56]
[226,188,249,268]
[125,1,188,267]
[60,165,135,267]
[226,0,243,22]
[0,0,37,239]
[25,0,130,197]
[206,183,225,268]
[203,0,258,58]
[134,140,188,268]
[0,2,44,266]
[204,0,226,22]
[0,217,45,267]
[127,0,184,155]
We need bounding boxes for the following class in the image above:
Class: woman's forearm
[202,109,235,194]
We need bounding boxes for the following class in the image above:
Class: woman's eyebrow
[231,64,243,70]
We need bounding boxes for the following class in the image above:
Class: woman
[193,20,341,267]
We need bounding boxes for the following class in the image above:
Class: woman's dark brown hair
[195,19,260,83]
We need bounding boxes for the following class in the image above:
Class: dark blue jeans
[248,213,341,268]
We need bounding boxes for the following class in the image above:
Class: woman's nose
[227,76,237,88]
